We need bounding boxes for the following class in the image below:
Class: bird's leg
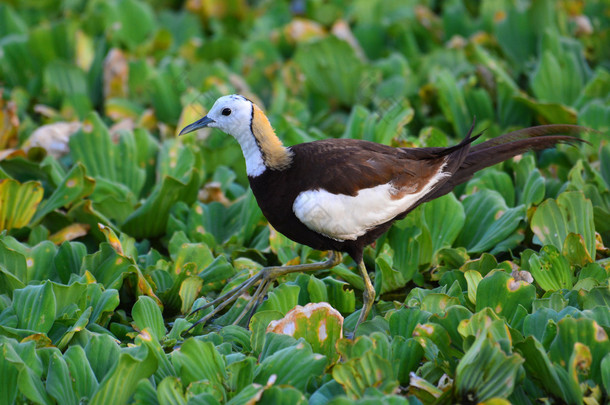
[187,251,342,331]
[354,260,375,333]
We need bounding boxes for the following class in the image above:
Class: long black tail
[425,124,587,201]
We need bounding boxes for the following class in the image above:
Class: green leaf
[257,283,300,315]
[103,0,155,50]
[464,270,483,305]
[172,338,227,388]
[430,305,472,349]
[18,364,53,405]
[420,293,460,315]
[249,310,283,355]
[455,331,524,402]
[83,243,135,289]
[520,169,546,207]
[531,49,584,106]
[476,271,535,325]
[156,376,186,405]
[0,264,25,298]
[422,193,465,254]
[69,113,145,196]
[53,241,87,284]
[412,322,456,366]
[374,249,409,295]
[388,307,431,339]
[226,356,255,395]
[514,94,578,124]
[0,238,27,285]
[432,69,470,137]
[259,386,307,404]
[371,99,413,145]
[494,6,536,68]
[46,352,79,405]
[32,164,95,225]
[458,308,512,351]
[0,341,20,405]
[294,36,368,107]
[254,340,327,391]
[2,340,52,405]
[89,178,137,224]
[307,275,329,303]
[384,225,424,282]
[88,286,120,325]
[391,336,424,385]
[13,282,56,333]
[0,4,27,37]
[135,330,176,383]
[599,139,610,187]
[602,353,610,395]
[531,191,596,258]
[515,337,576,403]
[133,379,159,405]
[310,380,345,405]
[85,334,121,382]
[178,276,203,315]
[225,383,264,405]
[55,306,92,350]
[528,245,573,291]
[132,295,167,340]
[332,350,397,399]
[170,234,215,273]
[259,333,298,363]
[323,277,356,315]
[456,190,526,254]
[64,345,99,400]
[466,169,516,207]
[50,281,87,318]
[197,255,237,295]
[122,169,201,238]
[578,286,610,309]
[20,239,58,283]
[549,317,610,384]
[158,140,202,184]
[89,344,158,405]
[148,65,185,124]
[43,61,90,117]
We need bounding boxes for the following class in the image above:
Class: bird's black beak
[179,115,215,136]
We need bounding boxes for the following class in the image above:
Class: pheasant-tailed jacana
[181,94,584,332]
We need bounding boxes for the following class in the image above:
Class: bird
[180,94,584,332]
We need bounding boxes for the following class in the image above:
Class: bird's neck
[238,104,293,177]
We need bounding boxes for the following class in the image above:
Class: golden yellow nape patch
[251,103,293,169]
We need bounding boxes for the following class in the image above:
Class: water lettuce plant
[0,0,609,404]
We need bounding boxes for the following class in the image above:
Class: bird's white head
[179,94,252,139]
[180,94,292,177]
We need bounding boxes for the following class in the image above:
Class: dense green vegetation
[0,0,609,403]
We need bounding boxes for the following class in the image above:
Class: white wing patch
[293,167,448,241]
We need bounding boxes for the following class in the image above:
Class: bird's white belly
[292,172,447,241]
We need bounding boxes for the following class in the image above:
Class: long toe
[186,251,341,333]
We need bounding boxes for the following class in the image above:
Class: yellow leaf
[0,179,44,230]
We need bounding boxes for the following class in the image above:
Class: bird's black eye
[222,108,232,116]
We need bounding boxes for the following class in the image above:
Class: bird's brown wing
[289,118,481,196]
[290,138,450,196]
